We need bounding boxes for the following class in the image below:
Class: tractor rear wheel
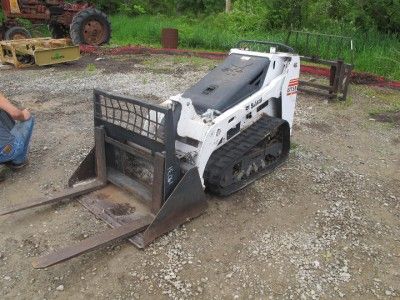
[70,8,111,46]
[4,27,32,40]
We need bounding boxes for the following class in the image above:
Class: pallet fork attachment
[0,89,207,268]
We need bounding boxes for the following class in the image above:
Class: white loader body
[163,47,300,184]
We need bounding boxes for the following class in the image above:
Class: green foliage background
[0,0,399,79]
[98,0,399,79]
[91,0,400,34]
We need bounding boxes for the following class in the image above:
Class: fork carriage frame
[286,31,354,101]
[70,89,207,247]
[0,89,207,268]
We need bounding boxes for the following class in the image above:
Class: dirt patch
[96,57,139,74]
[79,45,400,90]
[371,110,400,126]
[351,72,381,85]
[52,54,142,74]
[392,137,400,145]
[303,121,333,133]
[109,203,136,216]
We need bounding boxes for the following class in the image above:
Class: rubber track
[204,115,288,196]
[70,8,111,45]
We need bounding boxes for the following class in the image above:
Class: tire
[4,27,32,40]
[70,8,111,46]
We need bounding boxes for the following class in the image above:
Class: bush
[118,2,147,16]
[263,0,400,34]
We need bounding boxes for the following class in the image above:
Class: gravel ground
[0,54,399,300]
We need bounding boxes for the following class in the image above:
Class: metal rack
[286,31,354,100]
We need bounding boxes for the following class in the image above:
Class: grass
[1,10,398,80]
[290,142,300,151]
[335,95,354,109]
[363,87,400,113]
[353,86,400,127]
[171,55,213,68]
[86,63,97,72]
[109,15,286,50]
[109,15,400,81]
[137,52,215,68]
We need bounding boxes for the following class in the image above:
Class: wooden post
[331,60,344,99]
[225,0,232,13]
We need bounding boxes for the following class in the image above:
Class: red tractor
[0,0,111,45]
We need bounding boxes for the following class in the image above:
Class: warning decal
[287,78,299,96]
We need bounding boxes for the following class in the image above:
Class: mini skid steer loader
[0,41,300,268]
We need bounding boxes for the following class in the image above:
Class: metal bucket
[161,28,178,49]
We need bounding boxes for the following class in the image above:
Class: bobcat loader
[0,41,300,268]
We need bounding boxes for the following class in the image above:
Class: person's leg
[0,140,22,163]
[0,111,17,165]
[9,117,35,166]
[0,117,35,166]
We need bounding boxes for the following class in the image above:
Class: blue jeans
[0,117,35,165]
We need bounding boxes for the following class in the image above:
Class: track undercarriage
[204,115,290,196]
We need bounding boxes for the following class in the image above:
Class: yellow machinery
[0,37,80,68]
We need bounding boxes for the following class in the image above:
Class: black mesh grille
[93,89,180,198]
[94,90,166,144]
